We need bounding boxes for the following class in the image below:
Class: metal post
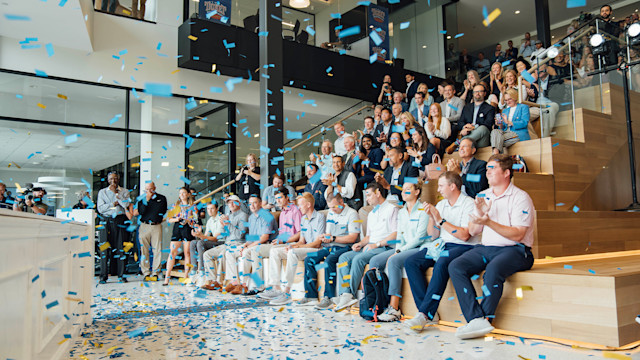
[620,63,640,209]
[568,37,577,141]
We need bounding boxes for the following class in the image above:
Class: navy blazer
[373,121,394,147]
[406,81,419,103]
[410,104,429,127]
[353,148,384,183]
[304,180,328,210]
[457,102,496,132]
[383,160,420,199]
[462,158,489,198]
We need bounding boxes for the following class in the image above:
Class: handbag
[424,238,447,261]
[425,154,445,180]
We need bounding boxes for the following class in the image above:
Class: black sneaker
[242,289,263,296]
[99,279,107,284]
[119,277,128,283]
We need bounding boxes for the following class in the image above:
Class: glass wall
[94,0,158,22]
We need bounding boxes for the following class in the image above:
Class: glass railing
[95,0,157,22]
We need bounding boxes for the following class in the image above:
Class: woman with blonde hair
[399,111,416,143]
[498,69,519,109]
[490,88,530,155]
[460,70,481,104]
[409,83,434,112]
[425,103,451,154]
[164,187,199,285]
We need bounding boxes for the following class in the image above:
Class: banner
[199,0,232,25]
[367,4,389,63]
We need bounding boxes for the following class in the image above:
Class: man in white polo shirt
[334,182,398,311]
[448,154,535,339]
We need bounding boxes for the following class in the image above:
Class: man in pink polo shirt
[448,154,535,339]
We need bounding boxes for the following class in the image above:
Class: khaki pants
[241,244,282,289]
[202,244,226,282]
[268,246,318,288]
[138,223,162,276]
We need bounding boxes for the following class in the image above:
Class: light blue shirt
[300,210,326,244]
[325,205,360,247]
[397,201,430,252]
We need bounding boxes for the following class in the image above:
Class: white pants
[202,244,226,282]
[268,247,318,288]
[240,244,278,289]
[223,243,246,283]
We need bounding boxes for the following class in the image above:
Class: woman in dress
[164,187,199,285]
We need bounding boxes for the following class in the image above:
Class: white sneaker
[404,313,428,332]
[257,289,283,300]
[334,293,358,312]
[269,293,292,306]
[296,297,319,306]
[455,317,495,339]
[195,277,207,288]
[377,306,402,322]
[636,315,640,325]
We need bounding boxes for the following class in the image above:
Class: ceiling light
[515,10,520,14]
[289,0,310,9]
[422,45,427,48]
[447,35,452,39]
[161,162,170,167]
[253,133,259,138]
[629,23,640,46]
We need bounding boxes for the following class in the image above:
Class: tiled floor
[68,276,640,359]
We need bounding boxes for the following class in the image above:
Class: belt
[141,222,162,226]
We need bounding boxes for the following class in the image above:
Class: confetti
[482,8,501,27]
[566,0,586,8]
[400,22,410,30]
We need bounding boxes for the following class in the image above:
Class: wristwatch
[439,218,447,226]
[332,235,336,242]
[395,249,401,254]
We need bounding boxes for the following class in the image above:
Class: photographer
[377,74,394,108]
[14,185,48,215]
[0,183,14,210]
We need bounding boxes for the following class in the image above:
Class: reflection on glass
[95,0,157,22]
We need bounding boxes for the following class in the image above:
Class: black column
[259,0,284,190]
[535,0,551,47]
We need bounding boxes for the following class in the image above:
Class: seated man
[190,201,224,285]
[448,154,535,339]
[262,174,295,211]
[448,84,495,152]
[200,196,248,290]
[403,172,477,331]
[301,192,360,308]
[335,182,398,311]
[224,195,278,295]
[242,188,301,296]
[369,181,430,322]
[446,138,489,198]
[375,146,419,202]
[303,164,327,211]
[262,192,327,305]
[323,155,359,210]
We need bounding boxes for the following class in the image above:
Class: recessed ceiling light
[515,10,520,14]
[253,133,259,138]
[422,45,427,48]
[447,35,452,39]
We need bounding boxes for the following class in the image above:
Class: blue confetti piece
[397,338,405,344]
[481,284,491,296]
[403,177,418,184]
[369,30,382,46]
[241,331,255,339]
[45,300,59,309]
[315,262,328,271]
[326,66,332,73]
[357,1,371,6]
[553,142,560,147]
[471,274,480,280]
[35,69,48,77]
[482,5,488,20]
[223,39,236,49]
[128,327,147,338]
[588,269,596,274]
[4,14,31,21]
[330,13,341,19]
[466,174,481,183]
[572,205,580,213]
[501,60,511,67]
[45,43,54,57]
[144,83,172,97]
[77,251,91,258]
[566,0,586,8]
[369,53,378,64]
[564,264,573,269]
[512,163,524,170]
[454,33,464,39]
[431,294,441,300]
[32,274,39,282]
[286,131,302,139]
[59,0,68,6]
[400,21,410,29]
[180,176,191,185]
[305,25,315,36]
[250,273,264,288]
[65,134,80,144]
[393,48,397,59]
[210,87,222,93]
[156,42,162,50]
[339,26,361,38]
[520,70,536,84]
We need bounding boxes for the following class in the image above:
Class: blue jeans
[337,246,390,295]
[369,248,421,298]
[448,245,534,322]
[404,243,473,320]
[304,246,350,299]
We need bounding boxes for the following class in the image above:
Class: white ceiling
[0,0,93,52]
[455,0,625,52]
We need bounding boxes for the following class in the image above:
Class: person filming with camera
[13,185,48,215]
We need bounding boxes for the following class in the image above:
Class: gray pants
[369,248,421,298]
[490,129,520,154]
[463,126,490,148]
[337,247,391,295]
[190,240,218,272]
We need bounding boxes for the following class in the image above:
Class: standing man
[448,84,495,152]
[374,107,394,150]
[323,155,359,210]
[134,181,168,280]
[404,72,418,103]
[189,201,223,285]
[335,182,398,311]
[301,192,360,308]
[519,32,535,59]
[440,84,465,128]
[448,154,535,339]
[303,164,327,211]
[410,92,429,128]
[262,192,326,305]
[97,171,132,284]
[200,195,248,290]
[334,121,347,156]
[0,183,14,210]
[342,135,357,174]
[446,139,489,198]
[375,146,419,201]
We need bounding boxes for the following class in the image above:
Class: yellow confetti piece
[517,356,531,360]
[99,242,111,252]
[79,355,89,360]
[187,164,195,169]
[144,276,158,282]
[134,252,138,262]
[278,307,284,312]
[147,325,158,332]
[65,296,82,302]
[37,103,46,109]
[362,335,381,344]
[545,256,554,260]
[603,352,631,360]
[353,220,363,223]
[115,326,122,331]
[212,64,217,72]
[338,262,348,268]
[341,282,350,287]
[236,323,245,329]
[57,338,68,345]
[171,69,180,74]
[343,275,351,280]
[188,35,198,41]
[56,94,68,100]
[327,73,333,77]
[107,346,117,354]
[107,297,129,301]
[123,241,134,252]
[482,8,501,27]
[122,9,131,15]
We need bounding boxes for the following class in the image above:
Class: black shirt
[0,195,13,210]
[136,193,168,224]
[72,201,87,209]
[237,166,261,201]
